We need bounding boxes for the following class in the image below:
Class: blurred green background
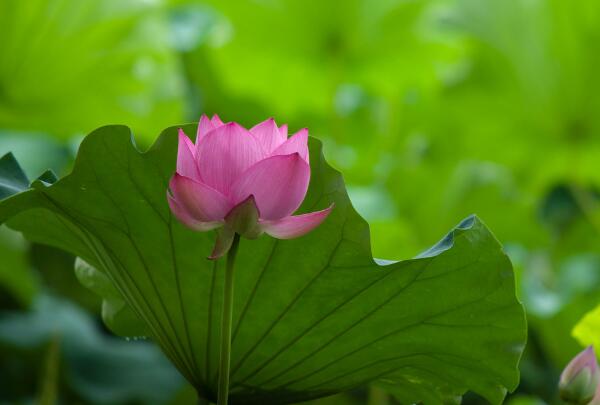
[2,0,600,403]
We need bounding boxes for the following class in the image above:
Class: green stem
[217,233,240,405]
[38,335,61,405]
[367,385,389,405]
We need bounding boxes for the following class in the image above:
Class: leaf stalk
[218,233,240,405]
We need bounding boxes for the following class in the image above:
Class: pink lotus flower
[559,346,600,404]
[167,115,333,259]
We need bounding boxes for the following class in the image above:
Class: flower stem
[217,233,240,405]
[367,385,390,405]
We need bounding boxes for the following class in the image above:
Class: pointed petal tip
[208,227,235,259]
[178,128,193,144]
[207,252,221,260]
[225,193,259,218]
[581,346,597,363]
[224,194,262,238]
[249,118,286,153]
[562,345,600,383]
[279,123,288,137]
[269,129,309,162]
[319,202,335,216]
[293,128,309,140]
[233,193,259,211]
[260,204,334,239]
[176,130,199,178]
[197,114,227,141]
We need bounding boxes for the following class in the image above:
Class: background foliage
[1,0,600,403]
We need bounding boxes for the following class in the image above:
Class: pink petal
[169,174,231,222]
[196,122,266,194]
[260,204,334,239]
[230,153,310,220]
[270,128,309,162]
[196,114,214,142]
[177,129,200,180]
[250,118,286,153]
[196,114,226,144]
[279,124,288,139]
[167,194,222,231]
[211,114,224,126]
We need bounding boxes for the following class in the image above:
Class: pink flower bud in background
[559,346,600,405]
[167,115,333,259]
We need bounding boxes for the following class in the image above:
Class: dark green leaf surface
[0,125,526,404]
[74,257,149,337]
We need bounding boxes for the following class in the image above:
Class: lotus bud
[560,346,600,404]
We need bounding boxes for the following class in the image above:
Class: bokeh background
[2,0,600,403]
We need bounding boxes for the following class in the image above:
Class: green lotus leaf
[573,304,600,349]
[74,257,148,338]
[0,125,526,404]
[0,153,29,200]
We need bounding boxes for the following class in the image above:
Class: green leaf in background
[0,225,39,308]
[0,125,526,404]
[0,131,72,180]
[572,303,600,349]
[0,153,28,200]
[0,0,184,140]
[0,154,39,307]
[0,294,185,404]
